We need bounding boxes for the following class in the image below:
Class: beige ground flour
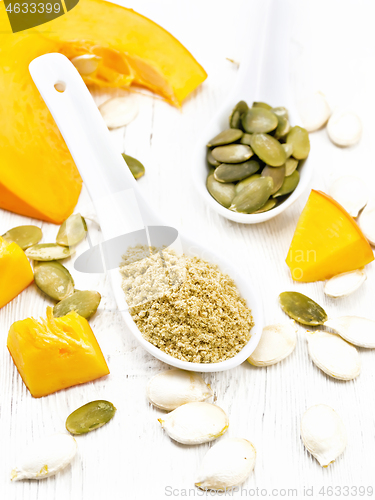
[120,246,253,363]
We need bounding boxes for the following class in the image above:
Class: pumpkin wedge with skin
[286,190,374,282]
[0,0,207,223]
[7,308,109,398]
[0,236,34,308]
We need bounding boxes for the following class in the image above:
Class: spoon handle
[29,53,159,239]
[232,0,293,108]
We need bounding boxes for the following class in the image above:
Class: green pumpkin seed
[273,170,300,198]
[207,173,236,208]
[53,290,101,319]
[34,261,75,301]
[207,149,221,167]
[249,133,286,167]
[2,225,42,250]
[56,214,87,247]
[211,144,253,164]
[253,198,277,213]
[230,176,274,214]
[122,154,145,179]
[240,133,252,145]
[286,126,310,159]
[282,143,294,158]
[235,173,261,194]
[241,108,278,134]
[214,159,260,183]
[261,165,285,194]
[284,157,299,176]
[66,400,116,435]
[279,291,328,326]
[253,101,272,110]
[26,243,75,261]
[229,100,248,128]
[207,128,243,147]
[274,115,290,140]
[272,106,289,119]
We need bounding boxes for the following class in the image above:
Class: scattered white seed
[147,369,213,411]
[306,330,361,381]
[247,320,298,366]
[11,434,77,481]
[325,316,375,348]
[329,176,369,217]
[99,95,139,129]
[358,197,375,245]
[71,55,101,76]
[158,402,228,445]
[301,404,347,467]
[327,109,362,147]
[324,269,367,298]
[195,437,256,490]
[298,91,331,132]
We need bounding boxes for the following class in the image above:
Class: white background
[1,0,375,498]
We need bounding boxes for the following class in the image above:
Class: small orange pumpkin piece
[0,0,207,223]
[286,190,374,282]
[7,308,109,398]
[0,236,34,309]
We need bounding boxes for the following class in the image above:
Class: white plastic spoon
[29,53,263,372]
[191,0,313,223]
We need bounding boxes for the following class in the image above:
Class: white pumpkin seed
[11,434,77,481]
[298,91,331,132]
[306,330,361,380]
[99,95,139,129]
[358,197,375,245]
[195,438,256,490]
[71,54,101,76]
[329,176,368,217]
[324,269,366,298]
[158,402,228,445]
[325,316,375,348]
[248,321,298,366]
[327,109,362,147]
[301,405,347,467]
[147,369,213,411]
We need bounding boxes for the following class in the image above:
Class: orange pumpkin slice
[7,308,109,398]
[0,0,207,223]
[286,190,374,282]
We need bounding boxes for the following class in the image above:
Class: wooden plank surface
[1,0,375,498]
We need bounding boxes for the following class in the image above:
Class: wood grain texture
[1,0,375,498]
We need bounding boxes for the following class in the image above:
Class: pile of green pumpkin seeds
[2,215,101,320]
[206,100,310,214]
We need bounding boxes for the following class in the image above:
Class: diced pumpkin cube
[7,308,109,398]
[0,236,33,308]
[286,190,374,282]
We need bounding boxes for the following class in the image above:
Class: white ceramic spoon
[192,0,313,224]
[29,53,263,372]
